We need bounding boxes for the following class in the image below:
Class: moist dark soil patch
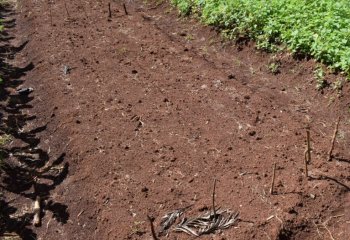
[1,0,350,239]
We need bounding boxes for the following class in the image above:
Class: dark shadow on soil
[334,156,350,164]
[309,175,350,192]
[0,3,69,239]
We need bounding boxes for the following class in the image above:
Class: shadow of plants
[0,3,69,239]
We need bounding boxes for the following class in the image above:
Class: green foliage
[268,56,281,74]
[268,62,280,74]
[172,0,350,75]
[314,67,328,90]
[332,79,343,91]
[172,0,193,16]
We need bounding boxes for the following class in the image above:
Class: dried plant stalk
[306,130,311,164]
[328,117,340,161]
[304,149,308,178]
[123,3,128,15]
[212,179,217,218]
[270,163,276,194]
[108,2,112,18]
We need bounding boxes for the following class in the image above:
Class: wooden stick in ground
[64,1,70,19]
[33,196,41,227]
[270,163,277,194]
[328,117,340,161]
[49,0,53,26]
[147,215,159,240]
[212,179,217,218]
[123,3,128,15]
[304,148,309,178]
[306,130,311,164]
[108,2,112,19]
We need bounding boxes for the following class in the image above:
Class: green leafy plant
[332,79,343,91]
[268,62,280,74]
[314,67,328,90]
[172,0,350,77]
[172,0,193,16]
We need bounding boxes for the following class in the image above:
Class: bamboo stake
[328,117,340,161]
[64,1,70,19]
[270,163,276,194]
[304,149,309,178]
[108,2,112,19]
[49,0,53,26]
[123,3,128,15]
[212,179,217,218]
[306,130,311,164]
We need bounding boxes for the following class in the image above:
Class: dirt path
[2,0,350,239]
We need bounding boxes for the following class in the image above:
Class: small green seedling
[332,79,343,91]
[314,67,327,90]
[268,62,280,74]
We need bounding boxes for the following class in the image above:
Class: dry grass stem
[328,117,340,161]
[304,148,309,178]
[212,179,217,218]
[270,163,277,194]
[123,3,128,15]
[64,1,70,18]
[306,130,311,164]
[313,214,344,240]
[108,2,112,19]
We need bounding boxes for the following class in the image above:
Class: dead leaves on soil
[159,207,239,237]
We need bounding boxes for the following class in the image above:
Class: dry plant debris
[160,207,239,237]
[159,206,191,234]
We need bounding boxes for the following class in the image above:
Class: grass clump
[172,0,350,76]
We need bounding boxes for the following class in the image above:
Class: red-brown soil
[1,0,350,239]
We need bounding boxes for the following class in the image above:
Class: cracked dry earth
[1,0,350,239]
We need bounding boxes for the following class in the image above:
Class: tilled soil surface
[1,0,350,239]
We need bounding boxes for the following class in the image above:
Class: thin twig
[123,3,128,15]
[48,0,53,26]
[304,130,312,179]
[304,148,308,178]
[312,220,322,238]
[306,130,311,164]
[108,2,112,19]
[328,117,340,161]
[212,179,217,219]
[270,163,277,194]
[64,1,70,18]
[147,215,159,240]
